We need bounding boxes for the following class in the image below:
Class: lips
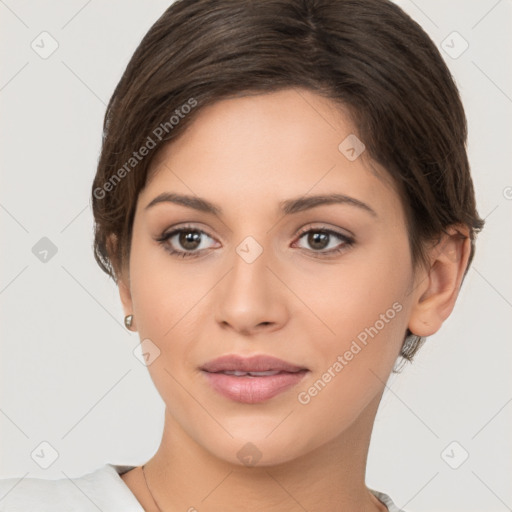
[200,354,309,404]
[200,354,306,374]
[218,370,283,377]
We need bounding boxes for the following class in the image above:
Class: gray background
[1,1,511,511]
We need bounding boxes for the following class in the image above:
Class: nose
[214,241,289,336]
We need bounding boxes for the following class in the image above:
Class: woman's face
[121,88,420,465]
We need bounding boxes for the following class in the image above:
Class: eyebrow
[144,192,377,217]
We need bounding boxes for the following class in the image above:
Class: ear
[107,233,137,332]
[408,224,471,338]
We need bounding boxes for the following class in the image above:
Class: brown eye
[178,230,202,251]
[294,228,354,256]
[156,226,219,258]
[306,231,330,250]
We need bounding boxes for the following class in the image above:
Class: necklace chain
[141,463,386,512]
[142,464,165,512]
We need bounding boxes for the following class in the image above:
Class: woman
[0,0,484,510]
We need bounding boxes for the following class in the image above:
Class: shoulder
[0,464,142,511]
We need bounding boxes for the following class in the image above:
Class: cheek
[294,238,410,354]
[290,261,409,451]
[128,238,206,406]
[129,233,205,339]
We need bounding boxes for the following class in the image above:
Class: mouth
[214,369,294,377]
[200,354,309,404]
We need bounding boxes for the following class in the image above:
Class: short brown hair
[91,0,485,363]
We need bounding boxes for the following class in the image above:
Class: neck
[143,392,386,512]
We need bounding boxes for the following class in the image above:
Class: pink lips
[200,354,309,404]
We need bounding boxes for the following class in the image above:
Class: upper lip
[200,354,307,373]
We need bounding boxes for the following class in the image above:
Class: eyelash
[155,224,355,259]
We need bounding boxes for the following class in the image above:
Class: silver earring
[402,332,417,352]
[124,314,134,330]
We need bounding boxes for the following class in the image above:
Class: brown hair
[91,0,484,364]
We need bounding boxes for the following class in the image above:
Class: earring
[124,314,134,330]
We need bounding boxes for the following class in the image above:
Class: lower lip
[202,370,308,404]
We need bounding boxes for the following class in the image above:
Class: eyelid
[156,222,355,258]
[295,223,354,239]
[293,226,354,251]
[157,224,219,245]
[157,223,351,241]
[158,221,215,237]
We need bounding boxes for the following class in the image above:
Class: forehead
[140,88,403,223]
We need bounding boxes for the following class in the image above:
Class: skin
[115,88,471,511]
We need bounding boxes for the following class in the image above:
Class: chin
[195,426,318,468]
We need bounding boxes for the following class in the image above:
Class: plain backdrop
[1,1,511,511]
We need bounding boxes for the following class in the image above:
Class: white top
[0,463,406,511]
